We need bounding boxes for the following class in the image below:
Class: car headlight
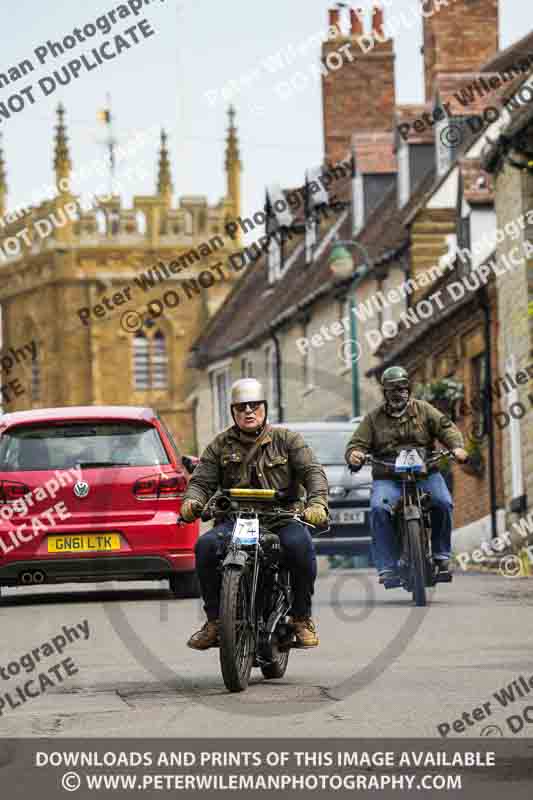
[328,485,346,498]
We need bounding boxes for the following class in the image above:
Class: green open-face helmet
[381,365,410,390]
[381,366,410,414]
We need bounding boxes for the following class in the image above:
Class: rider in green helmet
[345,365,468,583]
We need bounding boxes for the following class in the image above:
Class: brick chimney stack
[322,5,395,165]
[423,0,499,101]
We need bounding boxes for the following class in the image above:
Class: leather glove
[180,499,203,522]
[303,504,328,526]
[348,449,366,471]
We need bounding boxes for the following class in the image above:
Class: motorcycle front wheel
[407,519,427,607]
[219,567,255,692]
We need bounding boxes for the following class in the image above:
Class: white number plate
[330,510,365,525]
[395,449,424,473]
[232,516,259,545]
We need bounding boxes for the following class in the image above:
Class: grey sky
[0,0,530,229]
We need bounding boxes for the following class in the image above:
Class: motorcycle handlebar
[349,449,456,472]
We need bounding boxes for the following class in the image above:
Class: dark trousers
[194,520,317,621]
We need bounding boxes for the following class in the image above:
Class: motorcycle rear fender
[403,504,421,522]
[222,550,248,569]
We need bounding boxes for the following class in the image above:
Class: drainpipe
[270,330,283,423]
[478,285,498,540]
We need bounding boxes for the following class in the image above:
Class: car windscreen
[294,430,353,465]
[0,421,170,471]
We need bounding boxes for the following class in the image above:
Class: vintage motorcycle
[199,488,326,693]
[351,449,456,607]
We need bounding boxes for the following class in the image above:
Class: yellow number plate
[47,534,121,553]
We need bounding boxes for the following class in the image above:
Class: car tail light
[133,471,187,500]
[0,480,30,503]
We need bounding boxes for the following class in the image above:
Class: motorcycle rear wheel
[219,567,255,692]
[260,637,290,680]
[407,519,427,607]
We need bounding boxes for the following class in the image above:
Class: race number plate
[395,449,425,473]
[232,516,260,546]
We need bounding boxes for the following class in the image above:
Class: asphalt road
[1,569,532,739]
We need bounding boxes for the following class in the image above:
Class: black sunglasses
[233,401,263,413]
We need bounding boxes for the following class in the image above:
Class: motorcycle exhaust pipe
[20,571,33,585]
[32,571,45,584]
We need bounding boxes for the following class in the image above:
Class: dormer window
[305,218,317,264]
[397,139,410,208]
[352,173,364,234]
[268,236,281,283]
[435,116,453,176]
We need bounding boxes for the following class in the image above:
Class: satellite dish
[306,166,329,207]
[267,184,294,228]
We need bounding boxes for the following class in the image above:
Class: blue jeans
[370,472,453,573]
[195,520,317,621]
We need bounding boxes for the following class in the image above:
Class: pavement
[1,568,532,739]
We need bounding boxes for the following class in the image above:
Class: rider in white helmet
[182,377,329,650]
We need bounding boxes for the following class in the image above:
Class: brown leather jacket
[184,424,328,512]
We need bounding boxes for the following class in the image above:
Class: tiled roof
[481,32,533,75]
[352,132,397,174]
[189,163,436,366]
[189,178,353,366]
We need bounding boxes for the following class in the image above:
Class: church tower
[0,106,242,452]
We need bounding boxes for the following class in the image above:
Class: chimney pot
[350,8,364,37]
[372,5,384,37]
[328,8,340,34]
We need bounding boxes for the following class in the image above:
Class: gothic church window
[133,329,168,391]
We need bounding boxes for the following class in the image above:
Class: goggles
[233,401,263,413]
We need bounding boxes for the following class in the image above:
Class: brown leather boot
[292,617,319,648]
[187,620,220,650]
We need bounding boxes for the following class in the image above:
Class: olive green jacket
[184,425,329,512]
[345,399,464,479]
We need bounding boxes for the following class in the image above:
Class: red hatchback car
[0,406,200,598]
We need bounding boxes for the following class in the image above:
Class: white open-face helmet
[230,378,266,407]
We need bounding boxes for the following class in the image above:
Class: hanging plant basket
[412,379,464,421]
